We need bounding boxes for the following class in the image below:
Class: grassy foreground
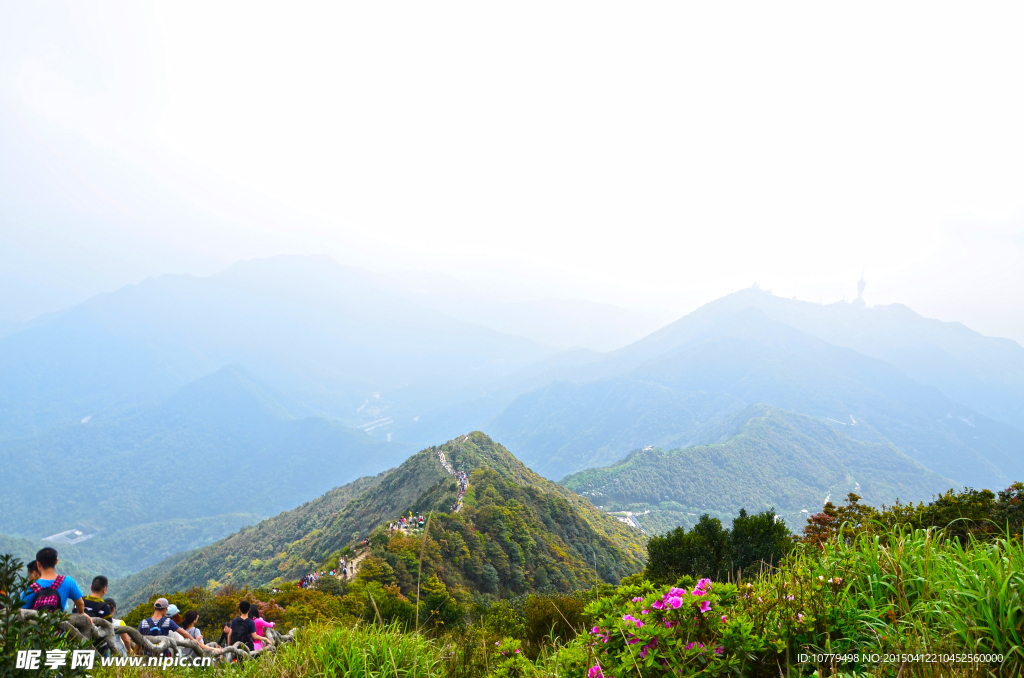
[88,524,1019,678]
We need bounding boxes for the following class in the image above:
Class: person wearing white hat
[138,598,192,641]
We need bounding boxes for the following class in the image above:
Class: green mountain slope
[561,406,955,534]
[123,433,644,605]
[116,472,384,609]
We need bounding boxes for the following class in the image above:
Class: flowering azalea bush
[582,578,770,677]
[489,638,535,678]
[575,547,888,677]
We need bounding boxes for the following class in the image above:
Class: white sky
[2,2,1023,341]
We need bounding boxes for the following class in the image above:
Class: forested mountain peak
[120,432,644,608]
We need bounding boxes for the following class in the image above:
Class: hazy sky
[2,2,1023,341]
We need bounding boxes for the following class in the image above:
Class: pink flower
[632,596,643,603]
[667,596,683,609]
[699,600,712,613]
[669,587,687,596]
[652,598,665,610]
[721,615,727,622]
[641,609,649,615]
[786,595,794,601]
[591,626,600,634]
[715,647,724,655]
[797,613,804,622]
[588,665,604,678]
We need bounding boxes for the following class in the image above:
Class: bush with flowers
[582,577,773,677]
[489,637,535,678]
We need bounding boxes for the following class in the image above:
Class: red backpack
[29,575,65,612]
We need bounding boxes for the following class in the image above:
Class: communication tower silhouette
[853,268,866,307]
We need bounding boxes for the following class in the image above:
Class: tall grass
[93,623,445,678]
[302,623,443,678]
[820,526,1023,675]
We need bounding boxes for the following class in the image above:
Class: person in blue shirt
[21,547,87,616]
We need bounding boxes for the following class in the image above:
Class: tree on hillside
[802,493,879,546]
[645,514,730,584]
[730,508,793,575]
[645,510,792,584]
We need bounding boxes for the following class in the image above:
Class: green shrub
[484,599,526,638]
[524,593,586,646]
[314,575,348,598]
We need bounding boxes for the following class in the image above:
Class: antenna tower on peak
[853,268,866,307]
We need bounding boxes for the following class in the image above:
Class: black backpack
[29,575,65,612]
[230,617,254,650]
[142,617,172,636]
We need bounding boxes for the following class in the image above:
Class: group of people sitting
[137,597,275,655]
[387,513,426,535]
[296,551,368,588]
[18,546,275,656]
[298,569,338,588]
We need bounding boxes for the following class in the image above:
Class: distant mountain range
[489,288,1024,487]
[0,255,549,443]
[3,261,1023,587]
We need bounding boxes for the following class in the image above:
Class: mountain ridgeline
[4,266,1024,595]
[490,288,1024,488]
[117,433,644,609]
[560,406,954,534]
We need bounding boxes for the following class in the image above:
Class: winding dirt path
[339,548,370,581]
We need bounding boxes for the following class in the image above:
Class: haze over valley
[2,256,1023,590]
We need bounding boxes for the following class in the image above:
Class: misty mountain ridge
[488,288,1024,488]
[3,266,1024,589]
[0,255,554,442]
